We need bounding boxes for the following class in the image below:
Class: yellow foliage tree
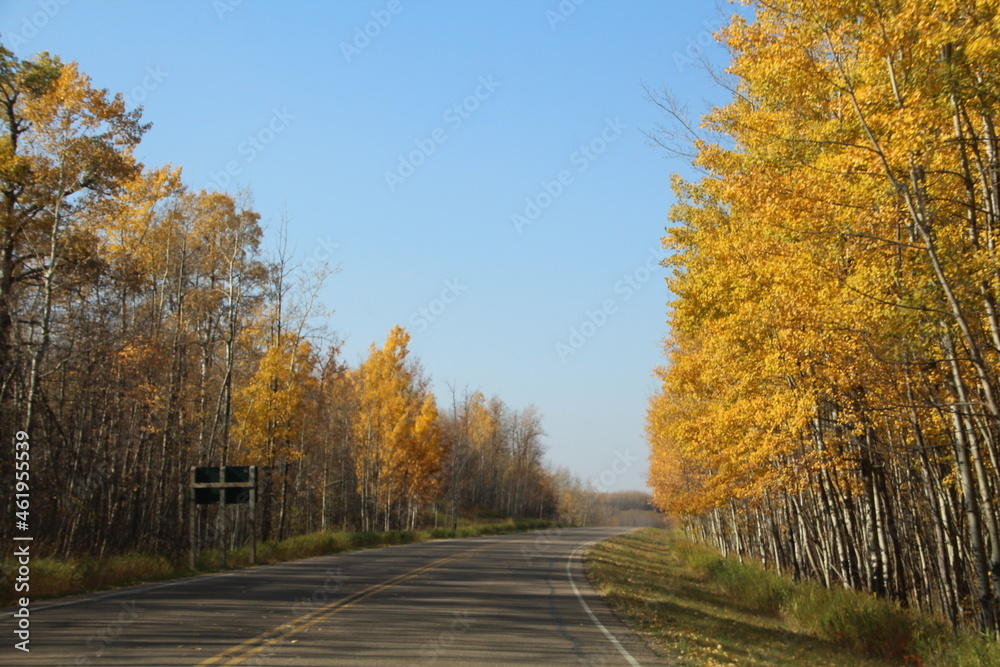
[348,325,444,530]
[232,332,317,466]
[648,0,1000,632]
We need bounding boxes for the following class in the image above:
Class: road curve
[2,527,667,666]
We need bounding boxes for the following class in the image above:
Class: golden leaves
[648,0,1000,519]
[232,333,318,465]
[348,325,445,509]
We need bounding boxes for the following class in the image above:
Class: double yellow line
[196,542,494,666]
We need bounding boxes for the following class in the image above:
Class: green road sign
[193,466,254,505]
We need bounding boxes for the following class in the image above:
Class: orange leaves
[114,341,166,425]
[232,333,318,465]
[402,393,445,504]
[0,48,148,315]
[648,0,1000,522]
[18,57,144,197]
[348,325,445,512]
[465,390,499,447]
[96,166,185,288]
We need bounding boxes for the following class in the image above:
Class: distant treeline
[554,480,664,528]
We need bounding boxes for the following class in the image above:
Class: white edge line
[566,542,642,667]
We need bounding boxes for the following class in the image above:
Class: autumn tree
[0,47,145,427]
[347,326,445,530]
[648,0,1000,635]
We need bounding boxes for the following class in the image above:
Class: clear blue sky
[1,0,733,492]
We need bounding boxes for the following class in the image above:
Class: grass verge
[585,528,1000,666]
[1,517,558,607]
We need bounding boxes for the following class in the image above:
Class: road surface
[3,527,667,665]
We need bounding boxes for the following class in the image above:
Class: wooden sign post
[189,466,257,569]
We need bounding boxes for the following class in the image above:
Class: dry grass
[585,528,1000,666]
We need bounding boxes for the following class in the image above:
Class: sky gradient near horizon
[0,0,735,492]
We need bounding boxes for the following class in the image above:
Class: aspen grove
[648,0,1000,635]
[0,45,559,559]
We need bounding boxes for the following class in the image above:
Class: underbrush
[669,532,1000,665]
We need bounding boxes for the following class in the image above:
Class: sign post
[249,466,257,565]
[189,467,197,569]
[218,465,227,568]
[189,466,257,569]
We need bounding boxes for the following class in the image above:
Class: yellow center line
[195,540,500,666]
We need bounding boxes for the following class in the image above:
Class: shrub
[95,553,173,588]
[672,536,722,575]
[705,557,793,616]
[349,531,380,548]
[917,627,1000,667]
[427,527,455,539]
[813,594,915,661]
[29,558,82,597]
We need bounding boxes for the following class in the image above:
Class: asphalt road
[2,527,668,666]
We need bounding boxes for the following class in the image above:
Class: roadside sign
[194,466,254,505]
[189,466,258,568]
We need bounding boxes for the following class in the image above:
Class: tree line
[647,0,1000,636]
[0,44,562,560]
